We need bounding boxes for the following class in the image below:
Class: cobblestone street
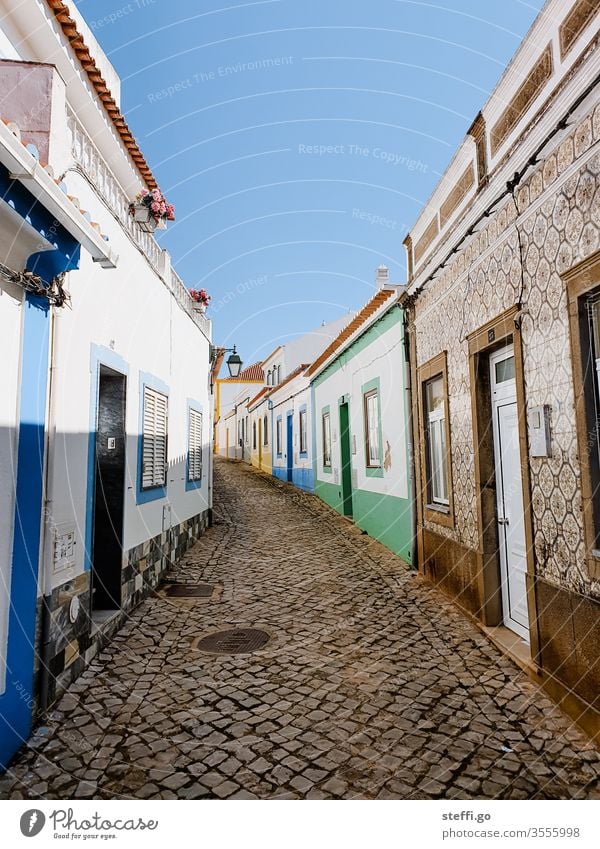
[2,458,599,800]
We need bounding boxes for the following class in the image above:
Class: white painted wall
[41,169,212,592]
[271,374,312,474]
[313,315,409,500]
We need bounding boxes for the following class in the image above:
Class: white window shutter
[142,387,168,488]
[188,409,203,481]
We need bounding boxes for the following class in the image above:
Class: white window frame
[364,389,381,468]
[276,417,282,455]
[322,411,332,467]
[142,386,168,489]
[425,376,449,506]
[299,408,308,454]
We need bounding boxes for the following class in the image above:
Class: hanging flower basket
[190,288,211,313]
[129,188,175,233]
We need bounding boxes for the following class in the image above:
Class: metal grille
[193,628,270,655]
[164,584,215,598]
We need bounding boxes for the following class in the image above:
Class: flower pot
[131,203,158,233]
[193,304,207,314]
[132,203,151,223]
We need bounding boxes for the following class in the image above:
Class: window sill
[137,484,167,505]
[424,501,453,529]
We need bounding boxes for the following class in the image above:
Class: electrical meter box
[528,405,552,457]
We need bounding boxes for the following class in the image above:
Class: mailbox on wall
[528,404,552,457]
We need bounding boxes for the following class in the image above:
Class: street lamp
[226,346,243,378]
[210,345,243,378]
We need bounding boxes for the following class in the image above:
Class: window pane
[428,418,448,504]
[323,413,331,465]
[425,376,444,413]
[365,392,380,466]
[495,356,515,383]
[300,410,307,453]
[591,299,600,354]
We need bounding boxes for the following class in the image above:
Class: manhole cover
[193,628,270,655]
[164,584,215,598]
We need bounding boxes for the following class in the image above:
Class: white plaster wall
[42,170,211,591]
[0,20,21,59]
[271,377,312,472]
[313,317,409,499]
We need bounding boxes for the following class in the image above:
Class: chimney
[376,264,390,288]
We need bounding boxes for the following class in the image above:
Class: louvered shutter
[188,409,203,481]
[142,387,168,488]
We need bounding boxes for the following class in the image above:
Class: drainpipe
[401,302,418,571]
[38,306,57,712]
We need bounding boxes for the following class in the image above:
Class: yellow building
[247,387,272,474]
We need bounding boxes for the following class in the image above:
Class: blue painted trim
[136,372,169,505]
[0,167,81,767]
[272,466,288,483]
[186,398,203,491]
[84,345,129,573]
[292,467,314,493]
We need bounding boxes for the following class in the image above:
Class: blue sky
[75,0,544,366]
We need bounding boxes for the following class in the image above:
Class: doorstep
[478,623,540,678]
[90,609,121,639]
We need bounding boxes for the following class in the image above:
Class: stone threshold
[477,622,541,678]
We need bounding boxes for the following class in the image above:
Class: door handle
[498,517,509,525]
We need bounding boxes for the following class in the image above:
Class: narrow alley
[2,459,599,801]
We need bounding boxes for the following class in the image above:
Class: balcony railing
[66,110,210,340]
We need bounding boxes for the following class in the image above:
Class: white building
[214,362,264,461]
[270,365,313,489]
[0,0,212,767]
[308,269,413,560]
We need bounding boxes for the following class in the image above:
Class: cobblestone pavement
[2,459,599,800]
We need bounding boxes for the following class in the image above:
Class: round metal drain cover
[194,628,270,655]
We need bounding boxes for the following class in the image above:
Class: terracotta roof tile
[305,289,397,377]
[247,386,270,409]
[45,0,158,190]
[267,363,309,395]
[220,361,264,382]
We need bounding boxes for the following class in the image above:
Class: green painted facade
[312,303,413,565]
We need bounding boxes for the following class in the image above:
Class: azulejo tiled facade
[404,0,600,741]
[416,106,600,595]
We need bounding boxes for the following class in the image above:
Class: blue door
[286,413,293,482]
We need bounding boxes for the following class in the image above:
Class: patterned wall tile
[413,104,600,600]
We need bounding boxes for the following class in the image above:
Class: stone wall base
[38,508,210,710]
[420,529,600,742]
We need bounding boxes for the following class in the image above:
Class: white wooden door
[490,345,530,641]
